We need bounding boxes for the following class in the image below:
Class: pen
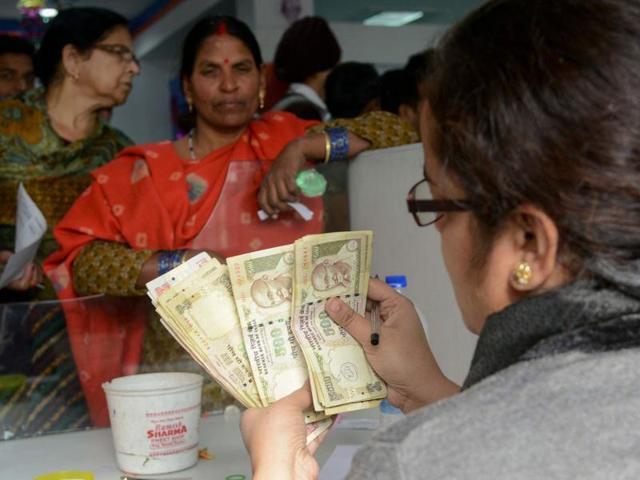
[370,300,381,345]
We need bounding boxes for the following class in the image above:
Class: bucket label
[144,403,200,454]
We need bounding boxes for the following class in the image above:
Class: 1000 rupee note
[292,231,386,413]
[157,264,261,408]
[228,245,325,423]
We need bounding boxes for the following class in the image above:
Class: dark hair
[35,7,128,88]
[274,16,341,83]
[379,69,413,114]
[180,15,263,81]
[325,62,380,118]
[403,48,436,106]
[0,34,35,59]
[429,0,640,286]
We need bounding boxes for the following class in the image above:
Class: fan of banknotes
[146,231,387,443]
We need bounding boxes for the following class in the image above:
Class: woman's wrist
[252,456,297,480]
[293,134,327,166]
[403,376,460,413]
[253,452,318,480]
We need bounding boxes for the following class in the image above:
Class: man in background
[0,34,35,98]
[380,48,435,135]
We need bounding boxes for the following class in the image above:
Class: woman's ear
[61,44,82,80]
[507,204,566,292]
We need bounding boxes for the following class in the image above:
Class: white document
[0,184,47,289]
[257,201,314,222]
[319,444,362,480]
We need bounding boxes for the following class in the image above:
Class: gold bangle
[323,131,331,163]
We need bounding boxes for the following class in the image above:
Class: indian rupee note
[228,245,306,407]
[158,264,261,407]
[292,231,386,412]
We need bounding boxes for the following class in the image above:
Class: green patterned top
[0,87,132,298]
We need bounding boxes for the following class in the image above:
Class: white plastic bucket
[102,372,203,475]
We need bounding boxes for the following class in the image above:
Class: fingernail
[326,298,340,314]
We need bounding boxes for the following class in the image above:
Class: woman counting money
[240,0,640,478]
[44,15,415,426]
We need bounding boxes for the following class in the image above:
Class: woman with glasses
[0,7,139,438]
[240,0,640,478]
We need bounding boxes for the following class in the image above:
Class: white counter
[0,411,377,479]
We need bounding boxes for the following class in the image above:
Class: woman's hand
[257,139,307,217]
[326,278,460,413]
[182,249,225,265]
[136,249,225,289]
[0,250,42,291]
[241,386,328,480]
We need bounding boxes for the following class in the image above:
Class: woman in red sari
[44,15,416,426]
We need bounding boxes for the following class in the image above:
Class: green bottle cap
[296,169,327,197]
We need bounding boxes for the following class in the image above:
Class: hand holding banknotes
[326,278,460,413]
[241,386,329,480]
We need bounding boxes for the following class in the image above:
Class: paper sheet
[0,184,46,288]
[319,444,362,480]
[257,201,314,221]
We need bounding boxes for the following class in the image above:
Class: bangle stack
[323,127,349,163]
[157,249,188,276]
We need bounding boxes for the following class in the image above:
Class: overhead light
[38,7,58,19]
[363,11,424,27]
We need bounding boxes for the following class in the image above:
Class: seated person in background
[380,48,435,134]
[262,62,289,111]
[0,7,139,439]
[270,16,341,121]
[44,15,416,427]
[0,34,35,99]
[322,61,382,232]
[241,0,640,478]
[325,62,380,119]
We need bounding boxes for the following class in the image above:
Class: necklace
[188,129,197,161]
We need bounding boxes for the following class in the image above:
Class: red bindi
[216,21,227,35]
[224,58,229,64]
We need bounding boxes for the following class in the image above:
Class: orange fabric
[44,112,322,426]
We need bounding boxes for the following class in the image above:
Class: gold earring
[73,73,79,81]
[187,99,193,113]
[513,261,533,286]
[259,90,265,110]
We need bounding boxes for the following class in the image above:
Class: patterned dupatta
[44,111,323,425]
[0,87,132,257]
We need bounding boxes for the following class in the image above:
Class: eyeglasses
[406,178,473,227]
[93,44,140,67]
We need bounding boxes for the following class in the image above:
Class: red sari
[44,112,323,425]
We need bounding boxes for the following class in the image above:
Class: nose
[220,70,238,92]
[128,59,141,76]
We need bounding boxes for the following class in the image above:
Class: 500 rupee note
[228,245,325,423]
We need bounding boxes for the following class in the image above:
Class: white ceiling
[0,0,485,24]
[315,0,483,25]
